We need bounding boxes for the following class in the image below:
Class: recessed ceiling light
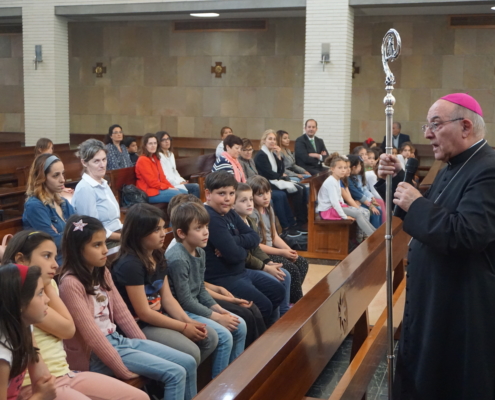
[190,13,219,18]
[492,6,495,10]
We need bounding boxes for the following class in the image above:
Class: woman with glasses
[156,131,200,198]
[104,124,133,170]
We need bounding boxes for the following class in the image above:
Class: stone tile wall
[68,18,305,141]
[0,33,24,132]
[352,15,495,145]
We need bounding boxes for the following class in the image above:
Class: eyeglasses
[161,138,171,142]
[421,117,463,134]
[242,148,254,152]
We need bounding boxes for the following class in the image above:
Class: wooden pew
[0,141,22,149]
[0,217,23,239]
[194,218,409,400]
[299,171,356,261]
[0,143,70,157]
[0,132,24,144]
[105,167,169,221]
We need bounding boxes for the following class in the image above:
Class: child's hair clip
[73,219,88,232]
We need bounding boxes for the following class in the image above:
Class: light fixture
[190,13,219,17]
[34,45,42,70]
[491,6,495,9]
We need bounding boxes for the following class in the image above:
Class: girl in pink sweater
[59,215,197,400]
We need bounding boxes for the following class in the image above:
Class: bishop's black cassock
[376,140,495,400]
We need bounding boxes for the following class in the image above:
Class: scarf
[222,151,246,183]
[260,145,297,193]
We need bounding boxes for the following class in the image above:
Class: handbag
[121,184,148,206]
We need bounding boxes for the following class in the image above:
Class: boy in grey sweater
[167,202,247,378]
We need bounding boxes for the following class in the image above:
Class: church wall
[67,18,305,141]
[0,33,24,133]
[352,15,495,146]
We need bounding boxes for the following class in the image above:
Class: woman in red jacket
[136,133,188,203]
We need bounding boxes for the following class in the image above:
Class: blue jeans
[361,204,382,229]
[89,331,197,400]
[257,268,291,316]
[186,312,247,378]
[212,269,285,326]
[184,183,200,198]
[271,191,296,229]
[149,188,188,204]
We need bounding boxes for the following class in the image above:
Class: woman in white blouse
[156,131,200,198]
[72,139,122,245]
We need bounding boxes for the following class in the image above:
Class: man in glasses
[376,93,495,400]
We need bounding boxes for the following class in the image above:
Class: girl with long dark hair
[58,215,197,400]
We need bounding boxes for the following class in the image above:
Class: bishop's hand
[393,182,422,212]
[377,153,402,179]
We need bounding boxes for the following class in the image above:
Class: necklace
[434,140,487,204]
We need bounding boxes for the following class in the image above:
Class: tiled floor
[301,259,395,399]
[305,337,399,399]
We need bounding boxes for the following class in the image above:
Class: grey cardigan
[281,149,307,176]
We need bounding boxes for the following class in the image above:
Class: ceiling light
[492,6,495,10]
[190,13,219,18]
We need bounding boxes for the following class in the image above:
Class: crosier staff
[381,28,401,400]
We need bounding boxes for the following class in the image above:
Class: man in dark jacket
[294,119,328,175]
[376,93,495,400]
[380,122,411,152]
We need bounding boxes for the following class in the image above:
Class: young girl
[365,156,386,224]
[2,230,149,400]
[58,215,197,400]
[247,176,309,304]
[397,142,415,171]
[347,155,382,229]
[112,203,217,368]
[0,263,54,400]
[318,155,375,238]
[233,183,292,316]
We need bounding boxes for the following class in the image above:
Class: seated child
[233,183,292,316]
[167,202,248,378]
[0,263,56,400]
[202,171,285,326]
[247,175,309,304]
[166,194,266,348]
[347,155,382,229]
[2,230,149,400]
[397,142,415,171]
[123,136,138,166]
[112,203,217,367]
[318,154,375,238]
[59,215,197,400]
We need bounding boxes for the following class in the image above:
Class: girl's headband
[16,264,29,287]
[44,155,60,172]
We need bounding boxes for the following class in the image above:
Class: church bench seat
[193,218,409,400]
[298,172,356,261]
[0,143,70,157]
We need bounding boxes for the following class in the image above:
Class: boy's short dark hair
[167,194,202,219]
[205,171,238,192]
[171,202,210,242]
[123,136,136,148]
[235,182,252,198]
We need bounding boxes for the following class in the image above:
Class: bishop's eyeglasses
[421,117,463,134]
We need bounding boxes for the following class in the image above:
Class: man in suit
[380,122,411,152]
[295,119,329,175]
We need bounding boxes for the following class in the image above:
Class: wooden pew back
[0,143,70,157]
[194,218,409,400]
[299,171,355,260]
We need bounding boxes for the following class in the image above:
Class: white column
[303,0,354,155]
[22,3,69,145]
